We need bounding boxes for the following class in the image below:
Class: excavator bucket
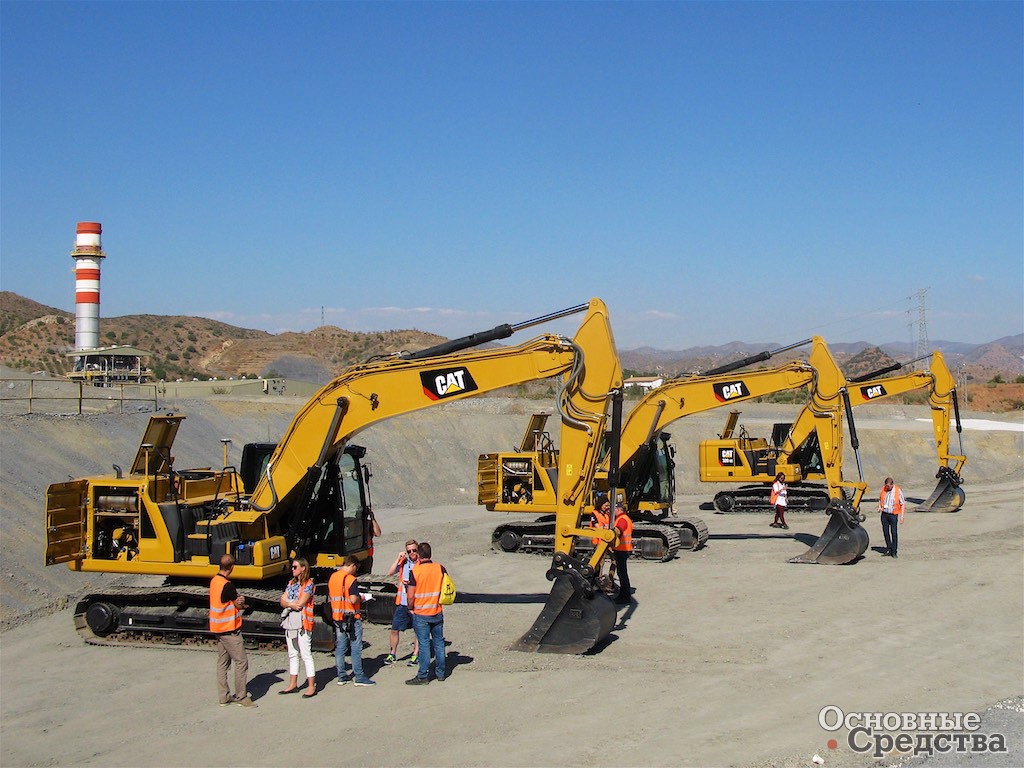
[789,501,869,565]
[913,468,966,513]
[511,572,617,654]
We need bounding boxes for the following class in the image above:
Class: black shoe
[881,550,891,557]
[891,552,898,559]
[405,676,430,686]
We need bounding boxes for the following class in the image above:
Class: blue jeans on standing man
[411,612,445,680]
[335,617,369,682]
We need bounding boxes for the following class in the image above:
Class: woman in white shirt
[770,473,789,529]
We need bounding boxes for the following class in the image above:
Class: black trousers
[880,512,899,554]
[614,550,631,601]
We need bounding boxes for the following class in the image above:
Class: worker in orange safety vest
[328,555,375,687]
[209,555,256,707]
[877,476,906,559]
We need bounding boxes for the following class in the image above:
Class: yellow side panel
[45,480,88,566]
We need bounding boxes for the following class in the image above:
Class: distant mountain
[619,335,1023,379]
[1,291,1020,384]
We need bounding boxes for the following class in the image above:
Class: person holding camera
[278,557,317,698]
[384,539,420,666]
[328,555,375,687]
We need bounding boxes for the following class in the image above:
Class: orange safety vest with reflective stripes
[613,512,633,552]
[299,578,315,631]
[879,485,905,515]
[590,509,609,546]
[328,570,361,621]
[209,574,241,633]
[410,561,445,617]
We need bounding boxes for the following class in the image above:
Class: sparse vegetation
[2,291,1021,411]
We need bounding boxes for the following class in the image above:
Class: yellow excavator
[479,337,872,565]
[846,350,966,512]
[698,337,872,564]
[705,349,966,516]
[480,340,824,561]
[45,299,623,654]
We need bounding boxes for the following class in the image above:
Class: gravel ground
[1,395,1021,767]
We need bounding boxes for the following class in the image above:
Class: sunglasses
[291,565,302,570]
[406,549,418,554]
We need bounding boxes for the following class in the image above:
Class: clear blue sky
[2,1,1021,350]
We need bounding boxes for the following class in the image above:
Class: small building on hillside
[66,346,153,386]
[623,376,665,392]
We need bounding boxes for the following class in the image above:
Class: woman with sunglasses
[278,557,318,698]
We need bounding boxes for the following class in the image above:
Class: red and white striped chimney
[70,221,106,350]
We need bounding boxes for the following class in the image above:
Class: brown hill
[0,291,445,381]
[2,292,1020,410]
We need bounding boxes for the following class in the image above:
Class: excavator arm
[246,298,622,653]
[848,350,966,511]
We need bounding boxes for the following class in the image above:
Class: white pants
[285,629,315,678]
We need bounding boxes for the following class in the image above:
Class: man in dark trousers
[611,503,634,604]
[209,555,257,707]
[878,476,906,558]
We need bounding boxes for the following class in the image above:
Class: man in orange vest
[328,555,375,687]
[209,555,257,707]
[405,542,449,685]
[611,503,634,605]
[878,476,906,558]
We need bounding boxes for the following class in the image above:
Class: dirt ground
[1,399,1021,767]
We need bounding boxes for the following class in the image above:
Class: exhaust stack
[71,221,106,350]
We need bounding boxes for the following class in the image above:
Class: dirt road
[3,485,1022,767]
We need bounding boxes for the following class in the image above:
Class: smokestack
[70,221,106,350]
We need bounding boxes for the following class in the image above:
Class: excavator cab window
[308,448,371,557]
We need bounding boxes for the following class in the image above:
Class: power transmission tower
[910,288,930,369]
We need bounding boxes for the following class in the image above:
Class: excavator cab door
[45,480,89,566]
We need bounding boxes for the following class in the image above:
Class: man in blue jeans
[405,542,448,685]
[328,556,375,687]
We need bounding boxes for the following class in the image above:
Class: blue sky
[2,1,1021,350]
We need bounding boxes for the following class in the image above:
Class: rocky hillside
[0,291,446,382]
[2,291,1021,410]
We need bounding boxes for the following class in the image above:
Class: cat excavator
[847,350,966,512]
[697,336,871,564]
[705,349,967,515]
[479,339,860,562]
[45,299,623,655]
